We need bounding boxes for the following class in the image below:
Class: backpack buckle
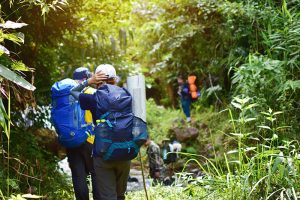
[96,119,113,128]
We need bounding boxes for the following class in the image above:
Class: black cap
[73,67,91,80]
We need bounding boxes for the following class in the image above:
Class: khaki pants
[93,157,131,200]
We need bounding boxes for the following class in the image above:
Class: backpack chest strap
[96,112,113,128]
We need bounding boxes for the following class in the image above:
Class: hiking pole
[139,150,149,200]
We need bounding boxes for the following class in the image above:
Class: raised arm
[70,81,88,100]
[70,72,108,100]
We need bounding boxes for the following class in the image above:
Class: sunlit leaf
[244,103,257,110]
[206,85,222,97]
[258,125,271,130]
[245,147,256,152]
[0,45,10,55]
[11,61,30,71]
[261,145,271,149]
[244,118,256,122]
[244,132,255,136]
[249,137,260,141]
[229,133,243,137]
[261,112,271,116]
[277,146,288,149]
[15,32,25,43]
[228,160,240,165]
[0,20,28,29]
[271,134,278,141]
[231,101,241,109]
[233,97,243,104]
[0,98,8,127]
[284,80,300,91]
[3,33,23,45]
[0,64,35,91]
[273,111,283,115]
[227,149,238,154]
[276,126,291,131]
[0,86,7,98]
[22,194,43,199]
[41,5,50,16]
[266,117,275,122]
[268,108,273,113]
[235,97,250,104]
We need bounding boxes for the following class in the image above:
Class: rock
[128,176,139,183]
[169,127,199,142]
[32,128,66,159]
[58,157,71,177]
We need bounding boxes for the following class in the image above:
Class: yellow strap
[83,87,97,144]
[83,87,96,94]
[84,87,96,123]
[86,135,95,144]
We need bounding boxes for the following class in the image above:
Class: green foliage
[129,0,261,104]
[141,99,298,199]
[225,98,299,199]
[0,127,73,199]
[232,55,285,109]
[146,99,181,143]
[126,185,205,200]
[0,0,83,104]
[55,0,137,83]
[0,1,74,198]
[231,0,300,135]
[0,19,35,92]
[185,146,197,154]
[1,0,300,198]
[130,96,299,199]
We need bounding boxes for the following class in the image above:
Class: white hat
[95,64,117,79]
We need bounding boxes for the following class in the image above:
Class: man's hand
[87,72,108,85]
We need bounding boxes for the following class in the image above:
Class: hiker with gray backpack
[70,64,148,200]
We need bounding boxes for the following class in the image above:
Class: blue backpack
[93,84,148,161]
[51,78,91,148]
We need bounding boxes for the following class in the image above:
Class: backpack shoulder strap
[122,87,131,96]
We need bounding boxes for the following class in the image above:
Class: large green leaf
[0,64,36,91]
[0,97,8,131]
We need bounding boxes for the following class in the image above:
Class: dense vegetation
[0,0,299,199]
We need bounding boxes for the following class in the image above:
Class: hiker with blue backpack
[177,76,192,122]
[177,75,201,123]
[70,64,148,200]
[51,67,100,200]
